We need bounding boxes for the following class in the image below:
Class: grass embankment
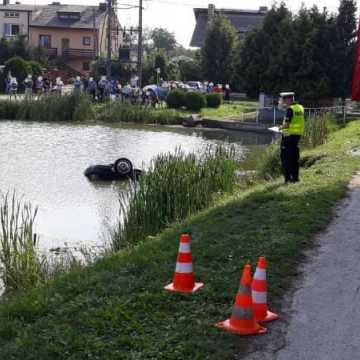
[0,122,359,359]
[0,95,257,124]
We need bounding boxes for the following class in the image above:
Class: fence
[255,106,347,125]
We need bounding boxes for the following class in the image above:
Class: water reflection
[0,121,273,249]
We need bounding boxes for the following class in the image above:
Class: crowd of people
[4,73,232,105]
[5,74,64,100]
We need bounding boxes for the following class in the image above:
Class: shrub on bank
[184,91,206,111]
[112,146,238,250]
[166,90,186,109]
[16,93,94,121]
[206,93,222,108]
[97,102,182,125]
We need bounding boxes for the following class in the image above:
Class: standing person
[9,77,18,101]
[24,74,34,100]
[279,93,305,184]
[87,77,97,100]
[34,76,43,98]
[74,76,82,93]
[98,76,107,102]
[224,84,231,102]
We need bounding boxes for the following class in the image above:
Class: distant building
[190,4,267,48]
[0,1,121,75]
[0,1,37,39]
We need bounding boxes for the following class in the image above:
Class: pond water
[0,121,273,250]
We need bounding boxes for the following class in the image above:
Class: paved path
[243,172,360,360]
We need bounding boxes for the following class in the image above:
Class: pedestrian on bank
[24,74,34,100]
[224,84,231,102]
[279,93,305,184]
[87,77,97,100]
[9,77,18,101]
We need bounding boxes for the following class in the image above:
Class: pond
[0,121,273,250]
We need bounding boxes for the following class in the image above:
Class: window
[83,61,90,71]
[39,35,51,48]
[83,36,91,46]
[4,23,19,36]
[5,12,20,18]
[57,11,81,20]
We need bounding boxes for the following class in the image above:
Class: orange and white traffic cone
[164,234,204,293]
[251,256,279,323]
[216,264,267,336]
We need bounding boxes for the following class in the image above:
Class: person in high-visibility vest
[279,94,305,183]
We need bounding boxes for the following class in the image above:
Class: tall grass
[111,146,238,250]
[97,102,182,125]
[0,100,20,120]
[17,94,94,122]
[0,192,41,292]
[0,192,97,293]
[302,113,330,148]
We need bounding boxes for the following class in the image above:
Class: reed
[97,102,182,125]
[302,113,330,148]
[111,146,238,250]
[16,94,94,122]
[0,192,41,292]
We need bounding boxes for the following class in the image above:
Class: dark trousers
[281,135,301,182]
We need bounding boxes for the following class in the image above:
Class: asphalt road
[243,171,360,360]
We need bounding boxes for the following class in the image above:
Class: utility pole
[137,0,143,88]
[106,0,112,79]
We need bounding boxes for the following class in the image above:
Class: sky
[19,0,345,46]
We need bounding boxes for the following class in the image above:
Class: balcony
[42,47,58,58]
[62,48,96,59]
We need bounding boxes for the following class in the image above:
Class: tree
[235,3,293,97]
[333,0,357,99]
[154,49,168,80]
[201,15,238,84]
[150,28,177,52]
[170,56,201,81]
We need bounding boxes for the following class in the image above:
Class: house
[190,4,267,48]
[0,1,38,39]
[0,0,121,75]
[29,2,120,74]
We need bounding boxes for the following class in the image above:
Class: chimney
[3,0,10,5]
[99,2,106,11]
[208,4,215,22]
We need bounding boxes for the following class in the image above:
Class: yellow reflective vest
[283,104,305,136]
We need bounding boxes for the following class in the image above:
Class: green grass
[0,121,359,359]
[112,146,238,250]
[176,101,258,119]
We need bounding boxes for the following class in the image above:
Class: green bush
[206,93,222,108]
[112,146,238,250]
[27,60,43,78]
[4,56,30,83]
[166,90,186,109]
[184,91,206,111]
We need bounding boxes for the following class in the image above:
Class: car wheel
[114,158,133,176]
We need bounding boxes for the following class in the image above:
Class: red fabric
[352,21,360,100]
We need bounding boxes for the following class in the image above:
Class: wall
[0,10,30,39]
[29,26,97,55]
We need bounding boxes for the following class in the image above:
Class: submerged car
[84,158,142,181]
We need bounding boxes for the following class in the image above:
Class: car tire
[114,158,133,176]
